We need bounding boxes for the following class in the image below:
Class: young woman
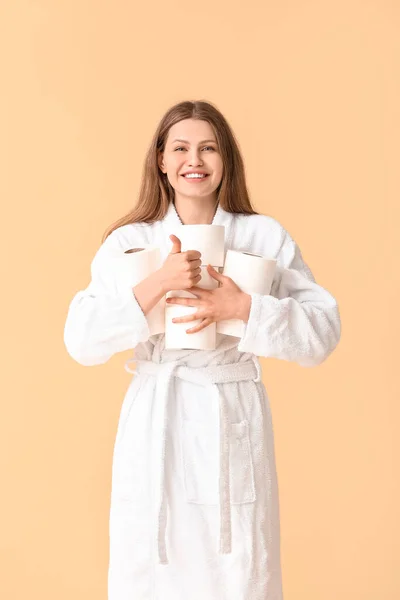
[64,100,341,600]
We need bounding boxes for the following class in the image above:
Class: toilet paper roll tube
[164,266,220,349]
[165,305,216,350]
[105,245,165,335]
[216,250,277,338]
[176,224,225,267]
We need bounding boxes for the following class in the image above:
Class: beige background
[1,1,399,598]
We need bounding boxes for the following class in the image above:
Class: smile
[181,174,209,181]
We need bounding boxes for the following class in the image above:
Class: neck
[173,196,218,225]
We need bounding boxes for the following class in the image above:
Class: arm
[237,229,341,367]
[133,269,166,316]
[63,231,162,366]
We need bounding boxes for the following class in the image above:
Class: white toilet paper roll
[165,305,216,350]
[216,250,277,338]
[164,266,220,349]
[104,245,165,335]
[176,224,225,267]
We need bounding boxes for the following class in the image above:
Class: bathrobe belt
[124,356,262,565]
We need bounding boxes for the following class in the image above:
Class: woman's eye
[174,146,214,151]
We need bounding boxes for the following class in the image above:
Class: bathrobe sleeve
[63,230,151,366]
[237,229,341,366]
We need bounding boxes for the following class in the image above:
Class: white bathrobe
[63,200,341,600]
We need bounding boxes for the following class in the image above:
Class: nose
[187,149,204,166]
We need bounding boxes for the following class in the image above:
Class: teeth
[184,174,206,178]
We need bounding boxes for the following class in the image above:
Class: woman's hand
[157,234,203,293]
[165,265,251,333]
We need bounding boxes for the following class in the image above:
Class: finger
[186,317,213,334]
[166,297,201,306]
[188,258,202,268]
[169,234,181,254]
[171,312,203,324]
[187,286,208,297]
[184,288,204,298]
[185,250,202,261]
[206,264,225,282]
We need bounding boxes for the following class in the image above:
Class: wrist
[236,291,251,322]
[152,268,168,297]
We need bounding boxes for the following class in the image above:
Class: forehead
[166,119,217,144]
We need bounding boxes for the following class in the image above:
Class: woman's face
[159,118,224,204]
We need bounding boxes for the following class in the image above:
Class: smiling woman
[157,117,225,223]
[100,99,258,238]
[63,99,341,600]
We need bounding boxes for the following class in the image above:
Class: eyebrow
[171,138,217,144]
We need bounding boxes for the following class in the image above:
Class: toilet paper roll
[104,245,165,335]
[216,250,277,338]
[165,305,216,350]
[176,224,225,267]
[164,266,220,349]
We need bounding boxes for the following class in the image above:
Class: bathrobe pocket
[181,418,256,505]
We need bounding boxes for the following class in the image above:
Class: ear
[157,151,166,173]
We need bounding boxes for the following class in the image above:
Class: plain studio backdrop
[1,1,398,599]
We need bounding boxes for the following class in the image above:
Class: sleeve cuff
[120,286,151,343]
[237,292,278,355]
[237,292,262,353]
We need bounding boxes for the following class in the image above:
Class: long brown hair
[102,99,259,243]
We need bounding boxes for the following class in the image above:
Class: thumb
[206,264,225,282]
[169,234,181,254]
